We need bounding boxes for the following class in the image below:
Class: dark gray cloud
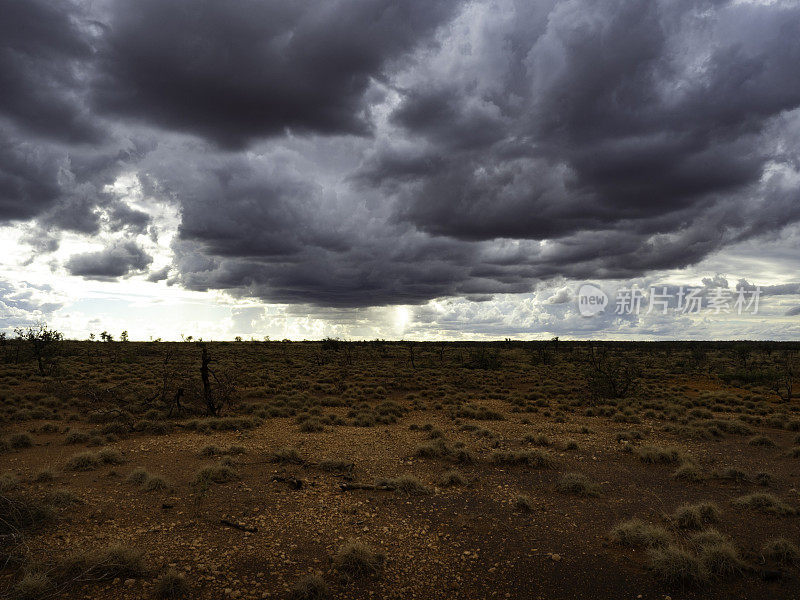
[1,0,799,304]
[0,125,154,252]
[146,266,170,283]
[0,130,66,221]
[106,200,150,234]
[65,240,153,280]
[375,0,800,243]
[0,0,102,143]
[91,0,460,148]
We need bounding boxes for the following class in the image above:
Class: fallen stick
[220,519,258,533]
[339,482,393,492]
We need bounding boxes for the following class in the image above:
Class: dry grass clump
[414,439,451,459]
[375,474,431,495]
[635,445,685,464]
[128,467,170,491]
[557,473,601,497]
[10,571,52,600]
[9,433,33,450]
[761,538,800,565]
[688,528,728,549]
[60,544,146,581]
[0,473,18,493]
[319,459,354,473]
[98,448,125,465]
[452,448,476,464]
[647,545,709,586]
[44,489,81,507]
[714,467,748,482]
[332,540,385,581]
[143,475,171,491]
[290,574,329,600]
[754,472,773,487]
[299,418,326,433]
[33,469,55,483]
[64,451,100,471]
[438,469,466,487]
[192,464,238,486]
[155,568,189,599]
[748,435,776,447]
[513,495,534,512]
[523,433,551,446]
[0,493,54,537]
[562,439,579,450]
[199,444,221,457]
[732,493,795,515]
[610,519,670,548]
[697,541,745,577]
[671,502,720,530]
[270,446,304,465]
[64,448,124,471]
[672,462,703,482]
[127,467,150,485]
[615,429,645,442]
[64,431,90,444]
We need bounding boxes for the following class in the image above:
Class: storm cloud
[2,0,800,309]
[91,0,461,148]
[65,239,153,280]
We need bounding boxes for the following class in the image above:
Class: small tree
[14,323,63,375]
[120,330,129,342]
[199,344,237,416]
[585,346,639,399]
[772,350,796,402]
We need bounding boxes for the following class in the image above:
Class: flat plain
[2,339,800,599]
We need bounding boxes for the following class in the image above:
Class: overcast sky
[1,0,799,340]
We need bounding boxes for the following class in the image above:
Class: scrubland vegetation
[1,331,799,598]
